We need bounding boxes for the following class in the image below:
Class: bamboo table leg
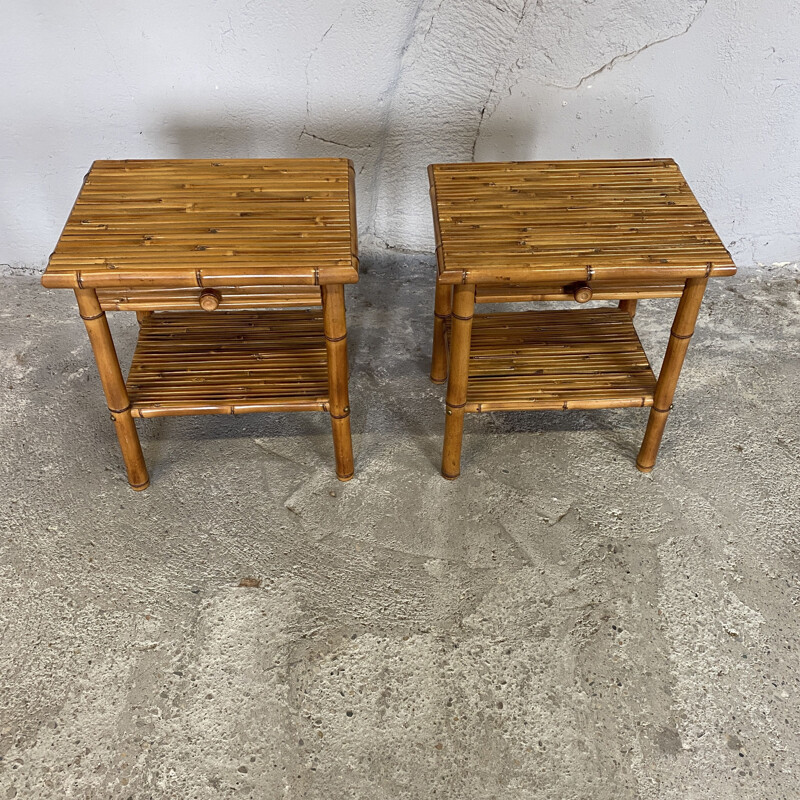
[442,284,475,479]
[430,277,452,383]
[619,299,638,317]
[636,276,708,472]
[74,289,149,490]
[322,284,354,481]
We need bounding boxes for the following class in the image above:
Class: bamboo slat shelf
[448,308,656,412]
[428,158,736,479]
[42,158,358,489]
[127,310,329,418]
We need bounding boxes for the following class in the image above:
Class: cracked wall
[2,0,798,270]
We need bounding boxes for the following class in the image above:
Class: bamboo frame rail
[42,158,358,488]
[428,158,736,478]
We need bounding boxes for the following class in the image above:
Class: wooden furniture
[428,158,736,479]
[42,158,359,489]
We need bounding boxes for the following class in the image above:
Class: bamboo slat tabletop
[43,158,359,290]
[428,159,735,285]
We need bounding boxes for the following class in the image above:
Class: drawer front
[475,281,686,304]
[97,285,323,312]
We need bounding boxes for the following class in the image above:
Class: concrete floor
[1,255,799,799]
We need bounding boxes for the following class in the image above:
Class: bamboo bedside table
[428,158,736,479]
[42,158,359,490]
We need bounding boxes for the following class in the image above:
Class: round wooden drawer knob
[199,288,221,311]
[573,284,593,303]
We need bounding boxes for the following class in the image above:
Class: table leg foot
[330,415,354,481]
[111,408,150,489]
[636,407,670,472]
[441,406,465,479]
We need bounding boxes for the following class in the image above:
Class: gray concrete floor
[1,255,799,799]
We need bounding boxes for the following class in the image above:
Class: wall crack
[548,0,709,90]
[303,15,343,121]
[472,0,538,159]
[298,127,371,150]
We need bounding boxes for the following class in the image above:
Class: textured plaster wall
[2,0,798,271]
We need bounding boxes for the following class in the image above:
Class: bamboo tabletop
[428,158,736,285]
[42,158,359,290]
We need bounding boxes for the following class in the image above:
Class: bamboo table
[42,158,359,490]
[428,158,736,479]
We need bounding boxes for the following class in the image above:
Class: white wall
[3,0,798,272]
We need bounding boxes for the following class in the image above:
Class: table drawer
[475,281,686,304]
[97,285,322,312]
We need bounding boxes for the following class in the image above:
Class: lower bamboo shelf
[126,310,330,418]
[450,307,657,412]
